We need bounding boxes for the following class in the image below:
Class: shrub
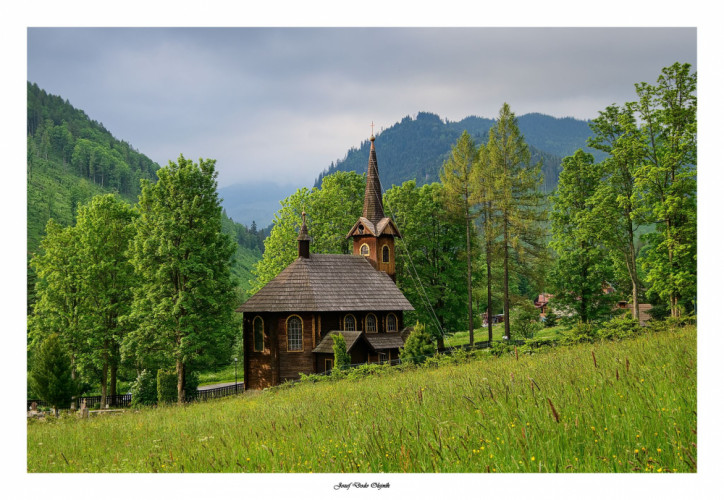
[29,334,76,416]
[400,322,436,365]
[489,341,515,357]
[131,369,157,407]
[332,334,351,372]
[157,368,177,404]
[599,315,643,340]
[185,370,200,401]
[559,321,600,345]
[510,302,543,339]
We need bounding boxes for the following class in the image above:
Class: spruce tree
[29,334,76,416]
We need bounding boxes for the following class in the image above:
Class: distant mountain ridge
[314,111,602,193]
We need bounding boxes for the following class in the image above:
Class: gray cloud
[27,27,696,188]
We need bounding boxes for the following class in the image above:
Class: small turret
[297,210,311,259]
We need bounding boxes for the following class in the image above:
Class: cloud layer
[27,27,696,188]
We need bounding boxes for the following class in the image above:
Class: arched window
[344,314,356,331]
[253,316,264,352]
[287,316,303,351]
[365,313,377,333]
[382,245,390,263]
[360,243,370,257]
[386,313,398,332]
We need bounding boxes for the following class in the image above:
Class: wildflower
[634,449,639,454]
[531,456,536,461]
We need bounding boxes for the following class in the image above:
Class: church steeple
[346,130,402,281]
[363,135,384,225]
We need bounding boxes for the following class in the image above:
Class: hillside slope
[27,83,263,302]
[27,326,696,473]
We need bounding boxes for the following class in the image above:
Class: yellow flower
[531,456,536,461]
[634,449,639,454]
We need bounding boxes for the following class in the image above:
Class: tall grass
[27,326,696,473]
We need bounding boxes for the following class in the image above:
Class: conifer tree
[485,104,546,339]
[440,131,479,346]
[29,334,76,416]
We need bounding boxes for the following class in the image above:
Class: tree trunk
[100,354,108,409]
[503,219,511,340]
[176,359,186,405]
[110,362,118,400]
[70,355,77,410]
[626,221,640,321]
[486,230,493,344]
[466,213,474,347]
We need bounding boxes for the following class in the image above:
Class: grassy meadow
[27,326,696,473]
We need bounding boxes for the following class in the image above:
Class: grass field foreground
[27,326,696,473]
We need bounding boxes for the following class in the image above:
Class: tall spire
[363,134,384,225]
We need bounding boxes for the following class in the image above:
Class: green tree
[29,334,76,416]
[384,181,467,345]
[30,220,87,403]
[548,150,616,323]
[399,322,436,365]
[249,171,364,293]
[474,142,500,343]
[631,63,697,317]
[332,334,351,372]
[587,105,646,320]
[486,103,547,338]
[440,131,479,346]
[127,155,238,404]
[74,194,136,408]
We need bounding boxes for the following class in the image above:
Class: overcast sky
[27,27,696,189]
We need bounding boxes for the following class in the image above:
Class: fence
[28,382,245,411]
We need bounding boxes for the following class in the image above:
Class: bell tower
[346,133,401,281]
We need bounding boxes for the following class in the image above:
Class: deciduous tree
[548,150,616,323]
[127,155,238,404]
[631,63,697,317]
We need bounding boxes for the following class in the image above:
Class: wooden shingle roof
[364,333,405,351]
[237,253,414,313]
[312,331,370,354]
[312,331,405,354]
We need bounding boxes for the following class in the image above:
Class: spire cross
[371,121,374,137]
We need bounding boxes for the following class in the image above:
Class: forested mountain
[26,82,264,302]
[314,112,602,193]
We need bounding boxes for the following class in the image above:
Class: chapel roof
[237,253,414,313]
